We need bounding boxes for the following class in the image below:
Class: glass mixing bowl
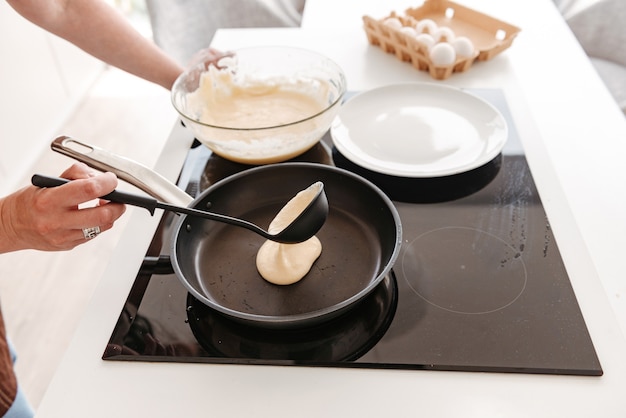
[171,46,347,164]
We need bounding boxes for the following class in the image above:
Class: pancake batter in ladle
[256,182,324,285]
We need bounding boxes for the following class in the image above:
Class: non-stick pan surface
[171,163,401,329]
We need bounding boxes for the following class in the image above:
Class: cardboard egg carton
[362,0,521,80]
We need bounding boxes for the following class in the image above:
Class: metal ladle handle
[51,135,193,206]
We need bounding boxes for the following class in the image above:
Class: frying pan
[51,137,402,329]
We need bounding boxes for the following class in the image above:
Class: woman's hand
[0,163,126,253]
[187,47,233,71]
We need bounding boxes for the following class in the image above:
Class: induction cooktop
[103,89,602,376]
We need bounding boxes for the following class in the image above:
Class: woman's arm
[6,0,184,89]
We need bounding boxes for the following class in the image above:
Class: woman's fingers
[0,163,128,252]
[60,162,98,180]
[26,167,125,250]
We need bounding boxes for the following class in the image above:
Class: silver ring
[82,226,101,240]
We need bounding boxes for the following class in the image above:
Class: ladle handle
[31,175,310,244]
[31,174,159,215]
[31,175,268,237]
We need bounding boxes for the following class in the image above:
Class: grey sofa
[555,0,626,115]
[145,0,306,65]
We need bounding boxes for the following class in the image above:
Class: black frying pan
[50,137,402,329]
[171,163,402,329]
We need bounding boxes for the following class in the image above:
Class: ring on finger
[82,226,101,240]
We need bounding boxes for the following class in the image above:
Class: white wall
[0,2,105,196]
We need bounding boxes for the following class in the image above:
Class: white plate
[330,83,508,178]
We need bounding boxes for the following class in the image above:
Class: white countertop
[36,1,626,417]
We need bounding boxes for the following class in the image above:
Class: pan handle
[51,135,193,206]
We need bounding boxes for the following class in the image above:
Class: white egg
[432,26,456,43]
[415,18,438,34]
[400,26,418,37]
[415,33,435,50]
[384,17,402,29]
[452,36,475,57]
[429,42,457,66]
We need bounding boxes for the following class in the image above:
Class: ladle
[31,174,328,244]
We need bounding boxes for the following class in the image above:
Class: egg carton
[362,0,521,80]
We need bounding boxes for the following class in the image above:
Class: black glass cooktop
[103,90,602,376]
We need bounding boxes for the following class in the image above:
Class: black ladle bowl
[31,175,328,244]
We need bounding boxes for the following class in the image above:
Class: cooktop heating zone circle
[402,226,528,315]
